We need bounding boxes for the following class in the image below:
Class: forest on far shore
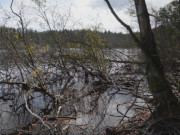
[0,0,179,52]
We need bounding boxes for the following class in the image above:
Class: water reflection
[0,49,144,134]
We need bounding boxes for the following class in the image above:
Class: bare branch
[104,0,142,47]
[24,93,53,134]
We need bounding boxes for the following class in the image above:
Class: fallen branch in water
[105,59,145,64]
[0,80,55,99]
[23,93,54,135]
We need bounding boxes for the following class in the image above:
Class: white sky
[0,0,172,32]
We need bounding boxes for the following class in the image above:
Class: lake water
[0,48,147,134]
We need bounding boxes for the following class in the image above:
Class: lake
[0,48,148,134]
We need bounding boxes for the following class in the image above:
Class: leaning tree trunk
[105,0,180,134]
[134,0,179,118]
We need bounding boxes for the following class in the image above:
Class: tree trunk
[134,0,179,118]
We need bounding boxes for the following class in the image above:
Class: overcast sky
[0,0,172,32]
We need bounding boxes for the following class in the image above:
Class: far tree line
[0,1,179,49]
